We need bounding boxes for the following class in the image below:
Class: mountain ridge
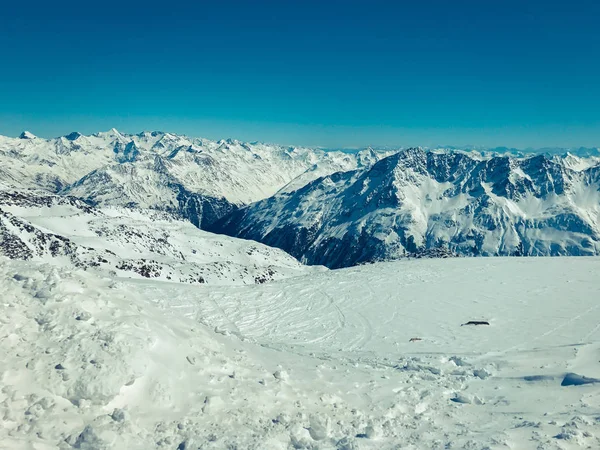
[214,147,600,267]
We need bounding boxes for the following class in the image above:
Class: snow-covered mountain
[0,189,320,285]
[0,130,386,227]
[215,148,600,268]
[3,130,600,269]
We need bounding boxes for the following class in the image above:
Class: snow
[3,130,600,448]
[2,256,600,449]
[0,189,320,285]
[0,130,387,208]
[19,131,37,140]
[219,148,600,266]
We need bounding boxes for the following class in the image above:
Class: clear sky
[1,0,599,148]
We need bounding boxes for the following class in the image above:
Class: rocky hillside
[0,189,321,284]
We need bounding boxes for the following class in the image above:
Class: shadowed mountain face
[213,148,600,268]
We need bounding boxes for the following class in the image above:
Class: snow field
[2,257,600,449]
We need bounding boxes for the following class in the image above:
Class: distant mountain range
[325,145,600,158]
[2,130,600,268]
[1,130,391,228]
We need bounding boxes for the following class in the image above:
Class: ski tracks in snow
[496,298,600,357]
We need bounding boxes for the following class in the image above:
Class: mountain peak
[96,128,123,138]
[64,132,82,141]
[19,131,37,140]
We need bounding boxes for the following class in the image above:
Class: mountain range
[0,129,386,228]
[216,148,600,267]
[1,130,600,268]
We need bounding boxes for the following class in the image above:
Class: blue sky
[1,0,599,148]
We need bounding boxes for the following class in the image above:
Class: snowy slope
[2,256,600,449]
[216,148,600,267]
[0,189,319,285]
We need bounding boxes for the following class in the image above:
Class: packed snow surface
[2,256,600,449]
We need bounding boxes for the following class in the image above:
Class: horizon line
[4,129,599,154]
